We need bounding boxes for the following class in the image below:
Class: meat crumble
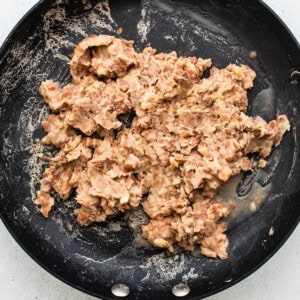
[35,35,290,259]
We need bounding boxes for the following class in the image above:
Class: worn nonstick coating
[0,0,299,299]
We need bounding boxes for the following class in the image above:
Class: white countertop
[0,1,299,299]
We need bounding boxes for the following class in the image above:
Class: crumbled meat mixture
[35,35,290,259]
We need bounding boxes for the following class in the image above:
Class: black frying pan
[0,1,299,299]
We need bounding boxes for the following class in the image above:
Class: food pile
[35,35,289,258]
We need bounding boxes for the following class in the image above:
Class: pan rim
[0,0,299,299]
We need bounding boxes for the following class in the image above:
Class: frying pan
[0,0,299,299]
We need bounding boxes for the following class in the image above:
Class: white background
[0,1,299,300]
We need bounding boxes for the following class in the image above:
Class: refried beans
[35,35,290,259]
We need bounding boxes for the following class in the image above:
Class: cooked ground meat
[35,35,290,259]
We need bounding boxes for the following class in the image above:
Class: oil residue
[250,86,276,120]
[217,173,271,229]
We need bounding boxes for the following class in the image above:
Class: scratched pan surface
[0,0,299,299]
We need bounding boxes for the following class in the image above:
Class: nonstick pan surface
[0,1,299,299]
